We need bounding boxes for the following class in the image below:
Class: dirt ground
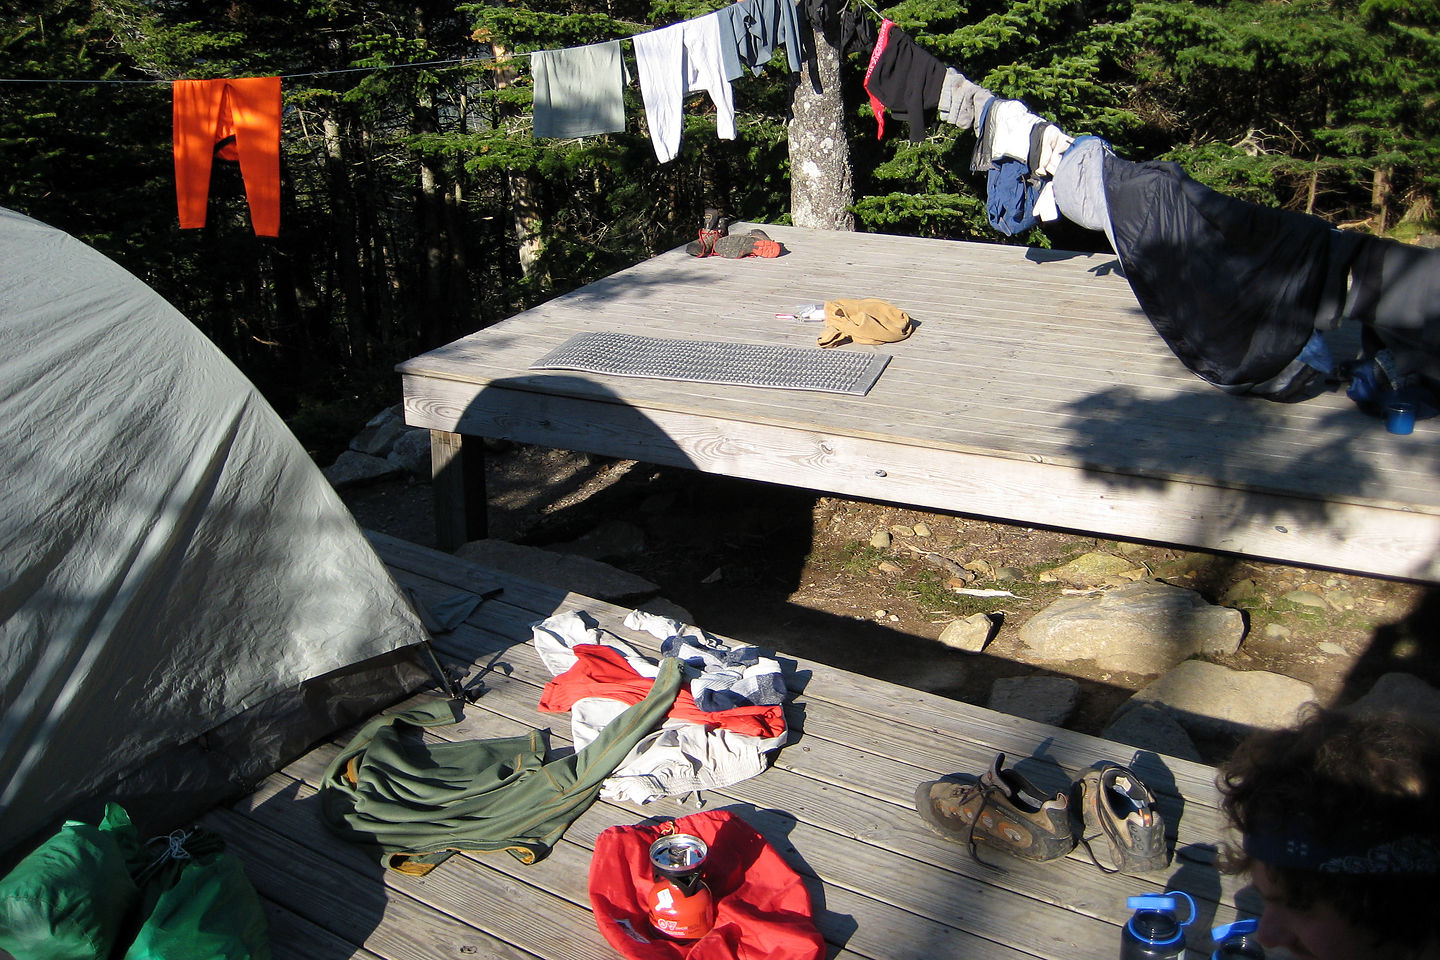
[342,442,1439,754]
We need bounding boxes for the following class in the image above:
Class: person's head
[1218,706,1440,960]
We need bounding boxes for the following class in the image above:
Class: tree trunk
[492,41,548,285]
[322,110,370,358]
[788,22,854,231]
[412,4,452,347]
[1373,164,1393,235]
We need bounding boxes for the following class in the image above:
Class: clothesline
[1,0,891,87]
[0,56,495,85]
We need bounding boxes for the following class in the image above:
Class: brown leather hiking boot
[915,753,1075,863]
[1073,761,1169,873]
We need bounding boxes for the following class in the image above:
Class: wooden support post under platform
[429,429,487,550]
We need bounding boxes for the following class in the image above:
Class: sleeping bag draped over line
[1103,154,1440,399]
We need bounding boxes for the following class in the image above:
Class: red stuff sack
[589,810,825,960]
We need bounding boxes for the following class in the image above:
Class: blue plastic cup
[1386,402,1416,435]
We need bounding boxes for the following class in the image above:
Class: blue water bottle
[1211,919,1264,959]
[1121,891,1196,960]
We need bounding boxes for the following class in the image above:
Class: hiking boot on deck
[1073,761,1169,873]
[914,753,1074,864]
[685,208,729,257]
[714,228,782,259]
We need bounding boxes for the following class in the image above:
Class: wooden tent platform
[203,531,1258,959]
[399,223,1440,582]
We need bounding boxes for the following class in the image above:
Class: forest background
[3,0,1438,461]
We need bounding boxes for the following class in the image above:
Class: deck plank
[399,224,1440,580]
[204,534,1257,959]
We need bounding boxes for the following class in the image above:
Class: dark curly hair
[1217,706,1440,952]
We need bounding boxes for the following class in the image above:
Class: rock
[386,428,432,478]
[1038,551,1142,586]
[1129,660,1317,741]
[350,405,406,456]
[1263,622,1292,640]
[963,559,994,579]
[988,676,1080,727]
[552,519,646,561]
[878,560,904,574]
[455,539,661,605]
[1282,589,1327,610]
[914,550,966,578]
[1346,673,1440,737]
[870,530,892,549]
[1316,641,1346,656]
[323,450,402,489]
[1220,578,1260,607]
[993,566,1023,582]
[889,524,914,537]
[913,522,932,537]
[1017,580,1245,674]
[937,613,994,652]
[1326,590,1355,611]
[1102,701,1203,763]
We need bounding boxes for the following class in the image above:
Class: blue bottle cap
[1211,919,1259,941]
[1126,890,1197,945]
[1128,894,1180,912]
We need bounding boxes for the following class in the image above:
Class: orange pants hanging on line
[173,77,282,237]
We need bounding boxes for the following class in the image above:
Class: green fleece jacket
[320,656,684,873]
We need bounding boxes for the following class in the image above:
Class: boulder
[988,676,1079,727]
[323,450,401,489]
[1017,580,1245,675]
[1346,672,1440,737]
[1038,551,1143,586]
[386,428,432,479]
[937,613,994,653]
[456,539,661,605]
[349,404,406,456]
[1102,701,1203,763]
[1128,660,1316,741]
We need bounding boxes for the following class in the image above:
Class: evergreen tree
[1128,0,1439,231]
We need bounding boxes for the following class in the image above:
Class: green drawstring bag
[0,805,268,960]
[122,829,270,960]
[0,803,141,960]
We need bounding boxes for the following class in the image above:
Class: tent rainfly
[0,207,434,860]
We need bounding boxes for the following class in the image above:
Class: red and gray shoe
[713,228,782,259]
[685,208,729,257]
[1072,761,1169,873]
[915,753,1075,864]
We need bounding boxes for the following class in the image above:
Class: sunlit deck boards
[204,532,1256,960]
[399,222,1440,581]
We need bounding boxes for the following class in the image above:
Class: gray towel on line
[531,40,629,139]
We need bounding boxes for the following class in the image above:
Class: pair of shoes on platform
[686,207,728,257]
[686,209,783,259]
[914,753,1169,872]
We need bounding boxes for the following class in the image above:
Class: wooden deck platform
[400,223,1440,582]
[203,531,1259,959]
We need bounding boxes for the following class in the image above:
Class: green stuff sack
[123,830,270,960]
[0,803,141,960]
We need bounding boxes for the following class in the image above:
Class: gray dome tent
[0,207,433,858]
